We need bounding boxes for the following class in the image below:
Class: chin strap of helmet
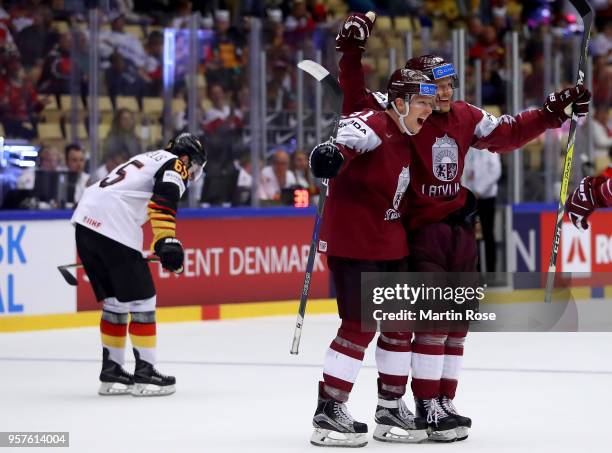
[391,96,415,135]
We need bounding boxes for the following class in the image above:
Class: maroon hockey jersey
[339,50,562,230]
[318,109,415,260]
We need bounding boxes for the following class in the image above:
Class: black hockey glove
[154,237,184,273]
[336,12,375,52]
[309,142,344,178]
[543,85,591,123]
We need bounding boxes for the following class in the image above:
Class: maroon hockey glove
[543,85,591,124]
[565,176,612,230]
[335,12,375,52]
[309,142,344,178]
[154,237,184,273]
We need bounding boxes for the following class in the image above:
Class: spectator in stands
[38,32,77,106]
[290,150,313,190]
[284,0,315,47]
[88,148,130,185]
[0,54,47,139]
[16,144,60,191]
[267,58,295,112]
[102,108,141,158]
[201,83,243,135]
[0,2,14,52]
[143,30,163,96]
[258,150,297,201]
[99,11,147,108]
[205,9,244,92]
[591,21,611,57]
[64,143,89,203]
[14,6,58,70]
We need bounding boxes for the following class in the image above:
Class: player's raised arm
[336,12,378,114]
[469,85,591,153]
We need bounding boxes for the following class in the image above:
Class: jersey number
[100,160,144,188]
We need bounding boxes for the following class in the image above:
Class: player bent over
[71,133,207,396]
[309,69,436,447]
[335,11,591,442]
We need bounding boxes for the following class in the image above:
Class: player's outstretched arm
[566,176,612,230]
[337,12,376,114]
[470,86,591,153]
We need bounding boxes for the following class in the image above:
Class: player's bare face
[404,96,434,134]
[435,78,454,112]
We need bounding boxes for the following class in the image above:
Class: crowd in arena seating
[0,0,609,209]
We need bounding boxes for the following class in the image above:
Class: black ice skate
[98,347,134,396]
[132,349,176,397]
[439,395,472,441]
[373,396,428,443]
[415,397,458,442]
[311,384,368,448]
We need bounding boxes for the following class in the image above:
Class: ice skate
[439,395,472,441]
[373,396,428,443]
[98,348,134,395]
[415,397,458,442]
[311,384,368,448]
[131,349,176,397]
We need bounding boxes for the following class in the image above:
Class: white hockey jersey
[72,150,185,252]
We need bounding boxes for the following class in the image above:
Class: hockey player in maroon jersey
[335,12,592,442]
[566,176,612,230]
[308,69,437,447]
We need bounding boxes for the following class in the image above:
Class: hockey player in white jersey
[71,133,206,397]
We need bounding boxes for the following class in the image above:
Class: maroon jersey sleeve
[467,104,561,153]
[334,110,383,170]
[338,50,387,115]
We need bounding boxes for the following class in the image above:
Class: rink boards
[0,206,611,331]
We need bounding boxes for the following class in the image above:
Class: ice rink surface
[1,314,611,453]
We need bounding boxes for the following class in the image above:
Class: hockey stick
[544,0,594,303]
[290,60,343,355]
[57,257,160,286]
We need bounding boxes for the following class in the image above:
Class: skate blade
[427,427,457,443]
[373,424,428,443]
[455,426,469,441]
[310,428,367,448]
[98,382,133,396]
[131,383,176,397]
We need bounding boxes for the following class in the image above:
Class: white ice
[1,314,611,453]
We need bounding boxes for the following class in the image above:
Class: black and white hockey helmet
[166,132,207,181]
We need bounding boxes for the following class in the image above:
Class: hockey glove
[336,12,375,52]
[154,237,184,273]
[309,142,344,178]
[543,85,591,124]
[565,176,612,231]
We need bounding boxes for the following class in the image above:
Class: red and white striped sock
[411,333,446,399]
[440,332,466,399]
[375,332,412,399]
[322,320,375,402]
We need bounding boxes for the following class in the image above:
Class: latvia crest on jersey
[385,166,410,221]
[432,134,459,182]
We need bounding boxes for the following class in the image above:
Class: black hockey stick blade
[291,61,343,355]
[57,257,161,287]
[544,0,594,303]
[57,264,79,286]
[297,60,343,139]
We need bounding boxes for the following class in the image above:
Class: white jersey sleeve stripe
[336,117,382,153]
[473,106,502,139]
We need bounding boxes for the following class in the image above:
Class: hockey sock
[100,310,128,365]
[440,332,466,399]
[411,333,446,399]
[129,311,157,365]
[375,332,412,399]
[322,320,375,402]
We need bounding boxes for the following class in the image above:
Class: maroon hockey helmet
[404,54,458,86]
[386,68,437,104]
